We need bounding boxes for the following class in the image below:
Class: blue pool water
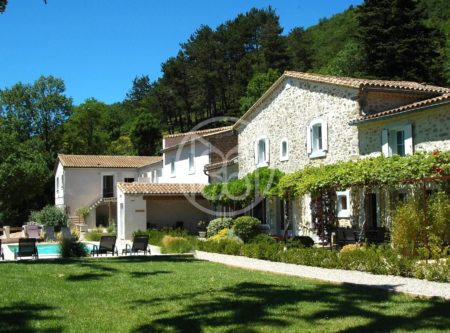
[8,243,94,255]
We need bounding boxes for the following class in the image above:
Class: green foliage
[63,98,109,154]
[197,240,449,282]
[203,167,285,206]
[249,234,277,244]
[84,228,105,242]
[357,0,445,84]
[132,228,190,246]
[286,236,315,249]
[392,191,450,258]
[160,235,195,254]
[30,205,68,227]
[130,113,162,155]
[391,197,425,257]
[428,191,450,244]
[277,152,450,198]
[75,207,90,220]
[206,218,235,237]
[239,69,280,113]
[233,216,262,242]
[59,238,88,258]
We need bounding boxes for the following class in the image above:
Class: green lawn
[0,256,448,333]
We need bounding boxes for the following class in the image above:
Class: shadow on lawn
[130,270,172,278]
[0,302,62,333]
[130,281,450,333]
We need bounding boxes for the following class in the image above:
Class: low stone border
[195,250,450,300]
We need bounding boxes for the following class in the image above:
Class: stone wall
[237,78,361,176]
[361,90,431,115]
[358,104,450,156]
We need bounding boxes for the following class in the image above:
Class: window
[188,153,195,174]
[56,177,59,193]
[307,118,328,158]
[336,190,351,218]
[61,174,64,189]
[170,157,176,177]
[280,138,289,161]
[151,170,156,183]
[124,178,134,183]
[382,124,413,157]
[254,136,269,167]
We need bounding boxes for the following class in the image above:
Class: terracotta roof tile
[234,71,450,129]
[58,154,162,168]
[284,71,450,93]
[204,157,238,171]
[352,93,450,123]
[117,182,205,195]
[163,126,232,139]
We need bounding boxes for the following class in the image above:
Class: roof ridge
[163,126,233,138]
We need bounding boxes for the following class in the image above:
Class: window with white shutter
[381,123,413,157]
[255,136,269,167]
[308,118,328,158]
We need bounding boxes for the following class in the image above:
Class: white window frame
[170,157,176,178]
[101,173,115,198]
[56,177,59,194]
[280,138,289,161]
[188,152,195,174]
[382,123,413,157]
[307,118,328,159]
[336,190,351,218]
[254,135,270,167]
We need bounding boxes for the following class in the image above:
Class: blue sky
[1,0,363,105]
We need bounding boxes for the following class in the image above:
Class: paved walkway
[195,250,450,300]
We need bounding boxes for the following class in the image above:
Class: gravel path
[195,250,450,300]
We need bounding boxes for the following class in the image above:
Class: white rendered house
[116,126,238,239]
[55,154,162,229]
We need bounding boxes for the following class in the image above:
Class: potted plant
[197,220,208,238]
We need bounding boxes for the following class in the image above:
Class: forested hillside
[0,0,449,225]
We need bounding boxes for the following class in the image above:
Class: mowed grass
[0,256,449,333]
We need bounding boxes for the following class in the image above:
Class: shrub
[233,216,261,242]
[286,236,315,249]
[75,207,90,221]
[106,223,116,234]
[160,235,193,254]
[197,220,208,231]
[241,242,283,261]
[412,258,450,282]
[249,234,277,244]
[340,243,364,253]
[59,238,88,258]
[206,217,234,237]
[428,192,450,245]
[85,228,105,241]
[30,205,68,227]
[391,197,423,257]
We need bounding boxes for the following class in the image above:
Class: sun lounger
[122,235,150,255]
[14,238,38,260]
[25,225,41,240]
[91,235,118,256]
[0,239,4,260]
[43,226,56,241]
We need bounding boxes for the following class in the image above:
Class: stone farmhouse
[234,71,450,241]
[56,71,450,241]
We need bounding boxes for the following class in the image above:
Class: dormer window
[307,118,328,158]
[254,136,269,167]
[280,138,289,161]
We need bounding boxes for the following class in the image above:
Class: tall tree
[357,0,445,84]
[239,69,280,113]
[63,98,109,154]
[130,113,162,156]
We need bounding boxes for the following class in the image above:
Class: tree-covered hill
[0,0,449,226]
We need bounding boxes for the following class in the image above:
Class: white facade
[117,187,147,240]
[162,142,210,184]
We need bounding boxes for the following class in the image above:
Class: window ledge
[188,170,195,175]
[280,156,289,162]
[309,151,327,159]
[256,161,269,168]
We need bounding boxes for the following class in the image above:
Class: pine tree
[357,0,445,84]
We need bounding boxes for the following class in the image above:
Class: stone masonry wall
[237,78,361,176]
[358,104,450,156]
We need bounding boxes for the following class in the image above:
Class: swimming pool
[8,243,94,255]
